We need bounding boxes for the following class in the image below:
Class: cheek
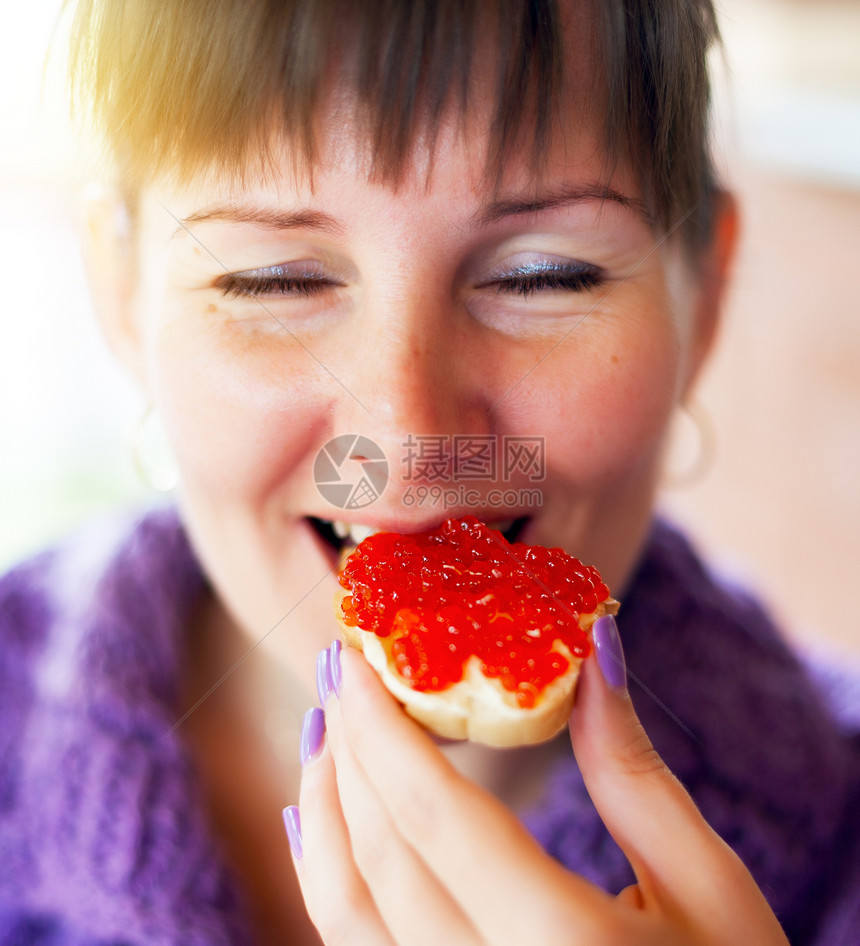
[513,312,681,486]
[151,317,329,501]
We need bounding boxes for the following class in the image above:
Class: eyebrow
[175,204,345,237]
[173,182,649,239]
[470,184,652,229]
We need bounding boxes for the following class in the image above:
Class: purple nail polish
[300,706,325,765]
[316,647,333,705]
[283,805,303,859]
[593,615,627,691]
[330,639,343,697]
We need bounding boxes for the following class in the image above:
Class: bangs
[68,0,721,248]
[68,0,563,191]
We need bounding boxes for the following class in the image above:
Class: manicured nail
[300,706,325,765]
[593,615,627,692]
[283,805,303,859]
[330,639,343,697]
[316,647,334,705]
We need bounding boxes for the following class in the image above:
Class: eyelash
[218,274,334,300]
[218,263,604,301]
[487,266,604,298]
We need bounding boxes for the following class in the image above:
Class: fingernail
[593,615,627,692]
[300,706,325,766]
[330,639,343,697]
[316,647,334,705]
[283,805,303,859]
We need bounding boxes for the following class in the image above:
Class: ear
[80,185,149,392]
[682,190,740,397]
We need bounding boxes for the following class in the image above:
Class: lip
[306,513,532,557]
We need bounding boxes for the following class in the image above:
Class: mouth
[307,515,531,555]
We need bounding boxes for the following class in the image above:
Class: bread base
[334,586,616,748]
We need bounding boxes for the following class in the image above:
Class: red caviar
[338,516,609,708]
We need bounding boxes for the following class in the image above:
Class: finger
[615,884,645,910]
[334,647,614,944]
[570,615,786,935]
[324,693,481,946]
[296,709,398,946]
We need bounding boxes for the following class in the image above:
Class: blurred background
[1,0,858,656]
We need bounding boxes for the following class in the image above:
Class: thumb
[569,615,735,907]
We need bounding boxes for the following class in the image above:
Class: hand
[285,619,789,946]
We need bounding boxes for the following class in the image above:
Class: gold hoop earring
[661,401,715,490]
[129,404,179,493]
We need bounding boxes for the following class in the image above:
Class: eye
[478,261,605,299]
[215,263,343,300]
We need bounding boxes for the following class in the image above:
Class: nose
[331,293,493,492]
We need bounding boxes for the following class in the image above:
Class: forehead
[147,136,652,272]
[155,101,638,239]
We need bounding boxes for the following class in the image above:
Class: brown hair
[68,0,720,249]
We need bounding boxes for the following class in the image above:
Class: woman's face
[111,80,716,666]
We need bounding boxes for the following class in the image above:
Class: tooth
[488,519,515,533]
[332,521,350,539]
[348,524,378,545]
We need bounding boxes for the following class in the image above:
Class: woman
[1,0,857,943]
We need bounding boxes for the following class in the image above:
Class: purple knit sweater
[1,505,858,945]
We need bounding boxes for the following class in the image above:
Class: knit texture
[0,506,251,945]
[1,505,859,944]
